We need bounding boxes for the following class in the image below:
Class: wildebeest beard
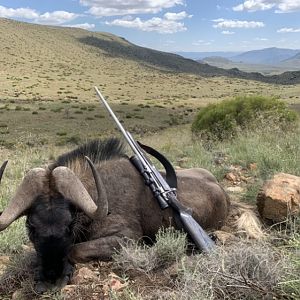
[26,195,76,287]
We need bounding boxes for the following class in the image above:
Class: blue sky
[0,0,299,52]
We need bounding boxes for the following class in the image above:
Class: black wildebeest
[0,138,262,292]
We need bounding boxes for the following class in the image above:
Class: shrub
[192,95,298,141]
[175,240,296,300]
[113,228,187,274]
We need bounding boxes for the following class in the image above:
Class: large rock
[257,173,300,222]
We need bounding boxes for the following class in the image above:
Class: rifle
[94,86,215,252]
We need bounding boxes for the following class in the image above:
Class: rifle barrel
[94,87,162,186]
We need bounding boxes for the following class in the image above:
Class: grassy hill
[0,17,300,146]
[1,17,300,105]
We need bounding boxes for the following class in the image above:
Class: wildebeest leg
[70,214,143,263]
[69,235,125,263]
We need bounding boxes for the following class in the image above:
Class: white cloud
[36,11,78,25]
[164,11,192,21]
[66,23,95,30]
[233,1,300,13]
[0,5,78,25]
[0,5,39,19]
[80,0,185,17]
[254,37,268,40]
[278,27,300,33]
[213,18,265,29]
[192,40,212,46]
[277,0,300,12]
[233,1,276,12]
[106,15,187,33]
[222,30,235,34]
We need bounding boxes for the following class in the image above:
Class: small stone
[226,186,244,193]
[225,172,237,182]
[240,176,248,182]
[0,256,10,275]
[103,272,128,295]
[71,267,98,285]
[249,163,257,170]
[214,230,237,244]
[61,285,77,299]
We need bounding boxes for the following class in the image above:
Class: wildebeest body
[53,140,230,262]
[0,138,230,290]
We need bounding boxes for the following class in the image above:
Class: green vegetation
[192,95,298,140]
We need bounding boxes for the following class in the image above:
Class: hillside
[230,47,300,65]
[1,17,300,104]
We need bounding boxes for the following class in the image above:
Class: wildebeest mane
[55,138,126,167]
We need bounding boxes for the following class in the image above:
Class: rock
[61,285,77,299]
[0,255,10,264]
[71,267,98,285]
[177,157,189,167]
[226,186,244,193]
[225,172,237,182]
[214,230,237,244]
[0,255,10,275]
[103,272,128,296]
[248,163,257,170]
[257,173,300,222]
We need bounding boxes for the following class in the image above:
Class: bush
[192,95,298,140]
[113,228,187,274]
[175,240,296,300]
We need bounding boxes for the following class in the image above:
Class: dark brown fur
[52,139,230,262]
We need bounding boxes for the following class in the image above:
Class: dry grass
[110,231,299,300]
[113,228,187,274]
[175,241,291,300]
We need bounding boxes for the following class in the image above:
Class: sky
[0,0,300,52]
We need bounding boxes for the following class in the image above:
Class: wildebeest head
[0,158,107,286]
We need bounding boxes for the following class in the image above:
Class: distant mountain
[278,52,300,69]
[282,51,300,62]
[230,47,300,65]
[176,51,241,60]
[200,56,299,75]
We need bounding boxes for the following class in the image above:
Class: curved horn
[52,160,108,220]
[0,168,47,231]
[0,161,8,184]
[84,156,108,218]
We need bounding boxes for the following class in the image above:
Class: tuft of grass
[113,228,187,274]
